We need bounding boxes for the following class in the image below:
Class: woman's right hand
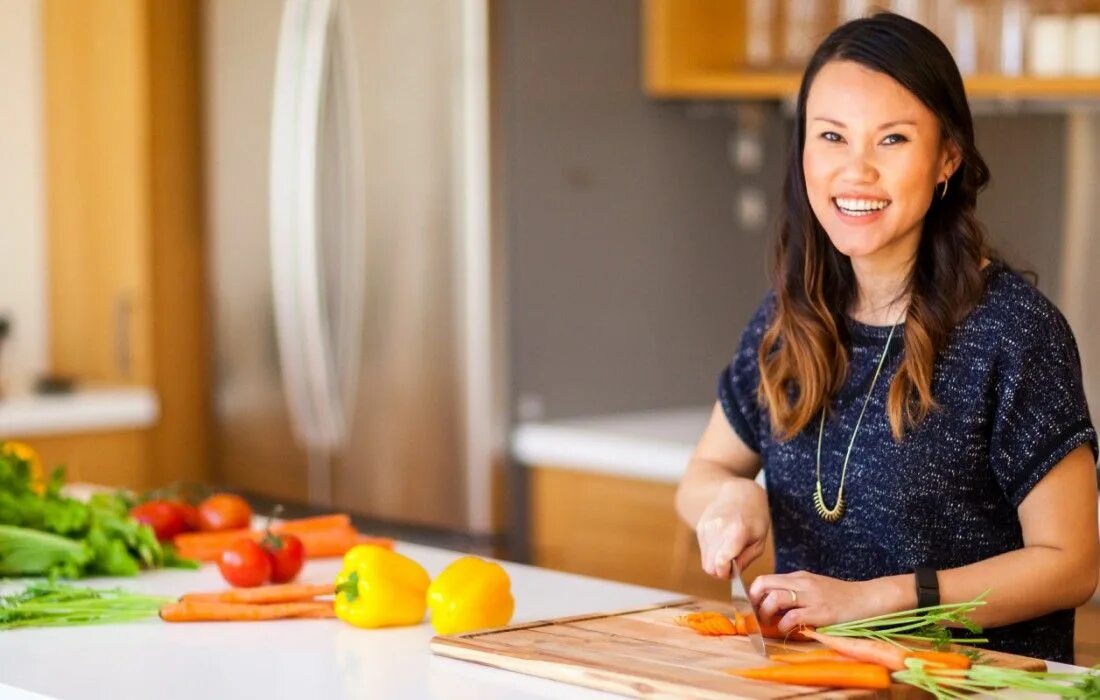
[696,478,770,579]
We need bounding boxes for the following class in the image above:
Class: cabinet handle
[114,293,132,380]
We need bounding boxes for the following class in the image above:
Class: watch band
[914,566,940,608]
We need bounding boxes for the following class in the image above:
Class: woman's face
[803,60,959,267]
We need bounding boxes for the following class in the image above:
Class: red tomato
[197,493,253,532]
[261,532,305,583]
[217,539,271,587]
[130,500,187,541]
[174,502,201,532]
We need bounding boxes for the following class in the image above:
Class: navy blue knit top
[717,261,1098,662]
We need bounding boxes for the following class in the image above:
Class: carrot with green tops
[800,629,910,671]
[180,582,335,605]
[728,661,892,690]
[908,649,971,670]
[159,601,335,622]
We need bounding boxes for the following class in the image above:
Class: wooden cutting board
[430,598,1046,699]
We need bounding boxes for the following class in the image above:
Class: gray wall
[500,1,1079,423]
[499,0,779,421]
[974,114,1066,289]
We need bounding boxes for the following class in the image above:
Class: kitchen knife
[730,559,768,657]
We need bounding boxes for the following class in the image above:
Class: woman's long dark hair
[758,11,992,441]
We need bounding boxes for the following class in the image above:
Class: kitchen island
[0,541,1087,699]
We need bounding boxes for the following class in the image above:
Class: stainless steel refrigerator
[202,0,506,535]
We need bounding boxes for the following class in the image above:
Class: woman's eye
[820,131,843,143]
[882,133,909,145]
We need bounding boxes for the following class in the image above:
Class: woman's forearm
[675,458,755,528]
[872,544,1098,628]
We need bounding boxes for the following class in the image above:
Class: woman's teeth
[833,197,890,216]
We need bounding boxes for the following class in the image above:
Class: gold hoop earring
[939,179,949,200]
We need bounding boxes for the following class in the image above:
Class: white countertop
[0,543,678,700]
[0,544,1085,700]
[0,387,159,437]
[511,406,712,483]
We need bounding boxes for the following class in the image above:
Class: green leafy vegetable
[0,525,92,578]
[0,443,197,578]
[818,593,989,649]
[894,658,1100,699]
[0,582,170,630]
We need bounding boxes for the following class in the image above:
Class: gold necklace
[813,322,899,523]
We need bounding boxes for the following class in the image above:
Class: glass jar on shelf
[951,0,1003,75]
[745,0,779,69]
[781,0,835,68]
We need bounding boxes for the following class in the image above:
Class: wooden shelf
[643,0,1100,101]
[649,71,1100,101]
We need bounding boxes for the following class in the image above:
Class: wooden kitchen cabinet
[1076,601,1100,667]
[643,0,1100,100]
[41,0,209,488]
[528,466,774,599]
[6,431,151,490]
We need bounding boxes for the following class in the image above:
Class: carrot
[735,612,747,636]
[272,514,351,534]
[173,528,254,559]
[173,523,394,562]
[801,630,910,671]
[180,582,335,605]
[675,611,737,636]
[759,620,812,642]
[294,526,383,558]
[159,601,334,622]
[909,649,971,670]
[728,661,892,690]
[769,649,851,664]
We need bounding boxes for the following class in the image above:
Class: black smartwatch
[914,566,940,608]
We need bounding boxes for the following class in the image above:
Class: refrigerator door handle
[270,0,365,504]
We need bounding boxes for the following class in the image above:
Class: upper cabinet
[643,0,1100,100]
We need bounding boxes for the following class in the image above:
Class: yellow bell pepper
[1,441,44,494]
[334,545,430,629]
[427,556,514,635]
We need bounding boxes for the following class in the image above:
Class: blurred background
[0,0,1098,658]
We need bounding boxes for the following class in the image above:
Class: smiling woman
[675,11,1099,664]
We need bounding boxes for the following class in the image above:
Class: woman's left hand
[747,571,898,633]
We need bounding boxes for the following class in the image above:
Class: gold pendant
[813,482,845,523]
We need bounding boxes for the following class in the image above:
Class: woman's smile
[831,195,892,224]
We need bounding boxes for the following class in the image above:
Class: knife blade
[729,559,768,657]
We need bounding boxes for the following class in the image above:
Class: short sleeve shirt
[717,261,1098,662]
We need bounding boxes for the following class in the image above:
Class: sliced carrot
[769,649,851,664]
[159,601,335,622]
[728,661,892,690]
[180,583,335,605]
[801,630,910,671]
[735,612,747,636]
[909,650,971,670]
[675,611,737,636]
